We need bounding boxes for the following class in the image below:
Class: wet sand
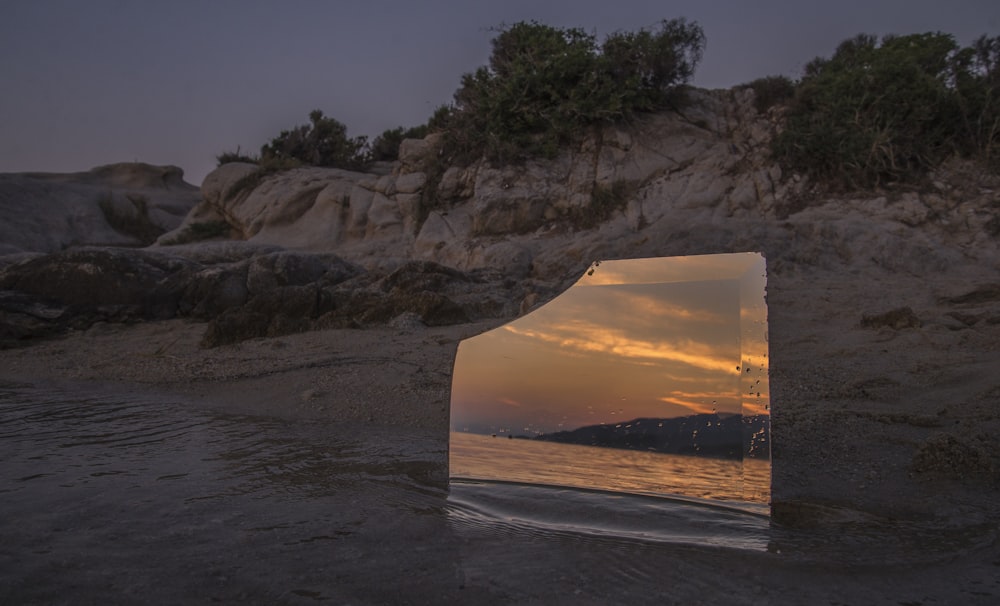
[2,280,999,603]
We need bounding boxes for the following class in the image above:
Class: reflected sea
[1,382,995,604]
[449,431,771,506]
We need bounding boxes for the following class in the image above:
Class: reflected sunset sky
[451,254,769,436]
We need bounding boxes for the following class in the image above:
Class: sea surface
[449,431,771,506]
[1,381,996,604]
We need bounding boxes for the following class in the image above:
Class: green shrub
[742,75,796,114]
[368,125,431,162]
[773,32,999,189]
[440,18,705,164]
[215,147,258,166]
[260,110,370,170]
[950,34,1000,165]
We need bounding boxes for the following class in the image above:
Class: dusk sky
[1,1,997,186]
[450,254,768,435]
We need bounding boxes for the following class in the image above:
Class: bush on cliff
[741,75,796,114]
[438,18,705,163]
[259,110,370,170]
[773,32,1000,189]
[215,147,258,167]
[368,125,432,162]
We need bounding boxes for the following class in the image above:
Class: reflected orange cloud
[743,400,770,416]
[610,290,730,324]
[451,252,770,437]
[656,397,721,416]
[502,322,738,375]
[582,253,763,286]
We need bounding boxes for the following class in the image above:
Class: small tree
[773,31,999,189]
[215,146,258,167]
[442,18,705,163]
[368,125,431,162]
[950,34,1000,164]
[260,110,370,170]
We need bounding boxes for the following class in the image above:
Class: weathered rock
[0,163,200,253]
[0,291,71,346]
[176,265,249,319]
[0,242,378,347]
[394,172,427,194]
[0,248,201,345]
[247,251,334,294]
[0,248,192,315]
[366,193,403,236]
[201,284,321,348]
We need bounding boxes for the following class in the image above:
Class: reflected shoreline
[457,411,771,461]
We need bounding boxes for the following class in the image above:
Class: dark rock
[201,310,271,348]
[0,291,70,346]
[174,265,250,319]
[382,290,468,326]
[200,285,321,348]
[0,243,518,348]
[860,307,921,330]
[0,248,192,312]
[379,260,471,293]
[247,252,330,294]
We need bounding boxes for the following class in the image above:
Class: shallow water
[1,382,995,604]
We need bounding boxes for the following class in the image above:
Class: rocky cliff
[0,163,200,255]
[3,88,998,353]
[162,87,999,284]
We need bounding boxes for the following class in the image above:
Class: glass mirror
[449,252,769,509]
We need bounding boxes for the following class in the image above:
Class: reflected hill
[533,413,770,460]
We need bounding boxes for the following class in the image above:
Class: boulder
[0,248,192,315]
[0,163,200,253]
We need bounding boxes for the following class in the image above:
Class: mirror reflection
[449,253,770,507]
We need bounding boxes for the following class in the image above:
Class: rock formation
[0,163,200,255]
[3,88,998,355]
[161,88,998,285]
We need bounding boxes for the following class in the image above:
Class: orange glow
[450,253,771,504]
[450,253,769,438]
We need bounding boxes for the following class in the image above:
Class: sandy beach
[2,261,999,603]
